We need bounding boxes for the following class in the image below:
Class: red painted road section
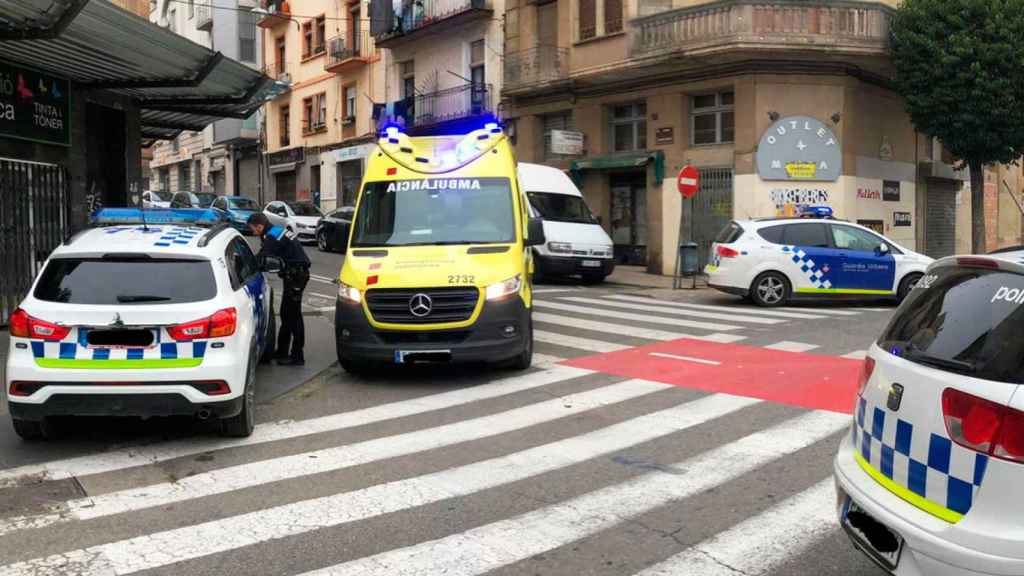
[563,338,864,414]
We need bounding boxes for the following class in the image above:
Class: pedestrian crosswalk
[0,290,888,575]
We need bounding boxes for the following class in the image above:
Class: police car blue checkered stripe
[781,245,833,289]
[854,396,988,517]
[30,340,208,361]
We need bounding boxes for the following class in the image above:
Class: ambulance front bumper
[834,433,1024,576]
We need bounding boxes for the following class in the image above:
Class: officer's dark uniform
[258,225,311,363]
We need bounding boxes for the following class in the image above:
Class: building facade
[150,0,264,199]
[502,0,1022,273]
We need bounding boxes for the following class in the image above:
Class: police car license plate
[581,260,601,268]
[842,498,903,570]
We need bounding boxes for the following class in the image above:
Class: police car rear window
[714,222,743,244]
[878,266,1024,384]
[756,225,785,244]
[34,258,217,305]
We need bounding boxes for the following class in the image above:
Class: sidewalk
[605,265,709,291]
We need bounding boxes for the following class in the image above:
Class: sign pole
[674,164,700,290]
[690,195,697,289]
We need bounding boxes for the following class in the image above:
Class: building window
[280,105,290,147]
[543,111,577,158]
[239,9,257,63]
[400,60,415,100]
[345,85,357,121]
[349,3,361,54]
[303,93,327,133]
[159,168,170,191]
[315,15,326,54]
[578,0,596,40]
[610,102,646,153]
[179,163,191,191]
[275,36,286,76]
[691,91,734,145]
[302,21,314,57]
[470,40,485,108]
[303,15,326,57]
[604,0,622,33]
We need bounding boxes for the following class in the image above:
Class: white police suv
[834,252,1024,575]
[5,208,276,439]
[705,207,932,306]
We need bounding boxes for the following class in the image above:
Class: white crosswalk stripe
[556,296,787,325]
[841,350,868,360]
[534,329,628,353]
[764,340,820,353]
[605,294,831,320]
[533,312,744,344]
[535,301,744,332]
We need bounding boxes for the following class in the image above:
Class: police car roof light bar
[90,208,228,227]
[798,205,834,219]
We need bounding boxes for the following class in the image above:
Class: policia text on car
[248,213,311,366]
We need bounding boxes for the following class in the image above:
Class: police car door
[779,222,835,294]
[226,237,268,351]
[829,223,896,293]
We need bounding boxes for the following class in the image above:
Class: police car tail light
[856,356,875,397]
[168,308,237,341]
[208,308,237,338]
[716,246,739,258]
[942,388,1024,463]
[9,309,70,341]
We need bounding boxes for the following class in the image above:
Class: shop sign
[894,211,912,227]
[656,127,674,145]
[549,130,584,155]
[857,187,881,200]
[756,116,841,182]
[267,146,305,167]
[883,180,900,201]
[770,187,830,217]
[858,219,884,234]
[0,62,70,146]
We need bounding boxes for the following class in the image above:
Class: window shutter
[578,0,596,40]
[604,0,622,34]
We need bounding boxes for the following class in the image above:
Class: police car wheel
[221,350,257,437]
[12,417,51,441]
[897,273,923,302]
[751,272,790,307]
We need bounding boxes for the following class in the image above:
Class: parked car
[212,195,261,233]
[519,163,615,283]
[170,192,203,209]
[263,200,322,243]
[316,207,354,253]
[142,190,172,208]
[194,192,218,208]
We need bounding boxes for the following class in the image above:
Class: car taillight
[956,257,999,269]
[716,245,740,258]
[9,308,70,341]
[168,308,237,341]
[942,388,1024,463]
[856,357,876,397]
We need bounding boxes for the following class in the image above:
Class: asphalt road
[0,246,898,576]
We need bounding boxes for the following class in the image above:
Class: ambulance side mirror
[526,217,546,247]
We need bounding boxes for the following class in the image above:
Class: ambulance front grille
[365,287,480,324]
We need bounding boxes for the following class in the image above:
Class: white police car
[4,208,276,440]
[834,252,1024,575]
[705,207,932,306]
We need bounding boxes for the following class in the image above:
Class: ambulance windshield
[351,177,515,247]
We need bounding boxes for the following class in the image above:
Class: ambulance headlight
[548,242,572,254]
[485,274,522,301]
[338,281,362,304]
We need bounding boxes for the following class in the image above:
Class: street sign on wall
[677,165,699,198]
[755,116,841,181]
[0,62,70,146]
[549,130,583,155]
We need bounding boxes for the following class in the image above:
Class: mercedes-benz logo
[409,293,433,317]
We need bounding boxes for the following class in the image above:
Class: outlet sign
[756,116,841,182]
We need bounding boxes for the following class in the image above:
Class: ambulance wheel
[751,272,790,307]
[897,273,923,302]
[221,349,257,438]
[260,291,277,364]
[12,417,52,441]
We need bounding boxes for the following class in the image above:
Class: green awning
[570,151,664,184]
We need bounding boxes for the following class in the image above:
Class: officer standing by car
[248,213,311,366]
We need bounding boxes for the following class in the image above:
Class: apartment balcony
[263,61,292,95]
[325,33,373,74]
[302,118,328,136]
[504,46,569,94]
[195,3,212,30]
[391,83,492,135]
[630,1,891,60]
[257,0,291,29]
[374,0,492,49]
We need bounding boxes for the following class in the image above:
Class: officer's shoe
[277,356,305,367]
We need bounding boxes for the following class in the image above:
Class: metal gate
[925,178,958,258]
[684,167,734,269]
[0,158,68,325]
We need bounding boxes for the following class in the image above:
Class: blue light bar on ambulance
[799,206,834,219]
[90,208,228,226]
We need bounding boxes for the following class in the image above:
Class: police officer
[248,213,311,366]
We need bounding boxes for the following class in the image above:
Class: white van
[519,163,615,283]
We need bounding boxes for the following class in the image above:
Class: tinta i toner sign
[0,62,71,147]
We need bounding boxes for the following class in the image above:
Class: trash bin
[673,242,700,290]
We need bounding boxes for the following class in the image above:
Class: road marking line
[531,353,564,367]
[764,341,820,353]
[649,352,721,366]
[533,312,745,344]
[0,380,669,536]
[310,273,336,282]
[555,296,785,325]
[308,292,336,300]
[532,287,581,294]
[535,301,742,332]
[298,412,848,576]
[841,350,868,360]
[0,395,763,576]
[635,479,835,576]
[309,275,336,285]
[534,330,628,353]
[605,295,827,320]
[777,306,859,316]
[0,364,592,487]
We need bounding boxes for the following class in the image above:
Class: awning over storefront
[570,151,665,184]
[0,0,286,142]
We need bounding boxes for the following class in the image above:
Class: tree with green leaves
[890,0,1024,253]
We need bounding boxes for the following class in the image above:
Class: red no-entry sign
[677,165,699,198]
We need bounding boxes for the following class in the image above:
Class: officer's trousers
[278,267,309,360]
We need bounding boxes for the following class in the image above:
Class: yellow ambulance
[334,120,545,373]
